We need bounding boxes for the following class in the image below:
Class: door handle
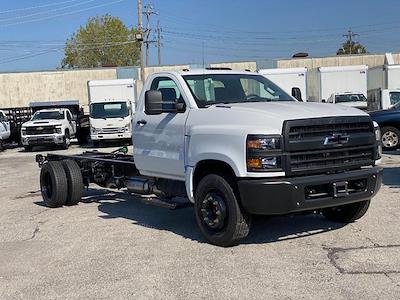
[137,120,147,126]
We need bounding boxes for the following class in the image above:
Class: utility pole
[343,29,359,55]
[137,0,145,82]
[156,19,161,65]
[143,4,158,66]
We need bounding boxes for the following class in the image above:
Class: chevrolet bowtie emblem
[323,133,349,146]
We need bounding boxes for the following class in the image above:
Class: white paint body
[132,70,372,202]
[88,79,136,141]
[0,110,10,141]
[258,68,307,101]
[307,65,368,106]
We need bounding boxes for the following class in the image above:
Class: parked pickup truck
[370,101,400,150]
[36,69,383,246]
[0,109,11,151]
[22,108,76,151]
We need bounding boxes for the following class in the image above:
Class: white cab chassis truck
[0,110,11,151]
[308,65,368,109]
[88,79,136,145]
[259,67,307,101]
[36,69,383,246]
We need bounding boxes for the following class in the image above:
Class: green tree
[62,15,140,68]
[337,41,367,55]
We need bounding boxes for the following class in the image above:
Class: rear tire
[61,160,83,206]
[194,174,251,247]
[62,131,70,150]
[40,161,68,208]
[322,200,370,223]
[381,126,400,150]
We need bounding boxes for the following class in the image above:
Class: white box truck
[88,79,136,145]
[258,67,307,101]
[307,65,368,109]
[367,63,400,111]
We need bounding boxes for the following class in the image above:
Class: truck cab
[0,110,11,151]
[88,79,135,145]
[326,92,368,110]
[21,108,76,151]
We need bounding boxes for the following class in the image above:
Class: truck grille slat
[26,126,56,135]
[283,116,376,176]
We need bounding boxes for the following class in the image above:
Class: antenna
[202,40,205,70]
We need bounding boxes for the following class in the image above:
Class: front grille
[283,116,376,176]
[26,126,56,135]
[102,127,123,134]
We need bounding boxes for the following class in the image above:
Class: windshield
[389,92,400,106]
[90,102,129,119]
[335,94,367,103]
[32,111,64,120]
[183,74,294,107]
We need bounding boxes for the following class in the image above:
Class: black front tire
[61,160,83,206]
[0,140,3,152]
[194,174,251,247]
[322,200,370,223]
[40,161,68,208]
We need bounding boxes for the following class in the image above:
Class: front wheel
[194,174,251,247]
[381,126,400,150]
[321,200,370,223]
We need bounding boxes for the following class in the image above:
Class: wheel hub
[201,192,227,230]
[382,131,399,148]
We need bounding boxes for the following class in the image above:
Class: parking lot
[0,145,399,299]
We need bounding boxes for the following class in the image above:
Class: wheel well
[193,160,237,192]
[380,123,400,130]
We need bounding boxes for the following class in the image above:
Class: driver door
[133,76,189,180]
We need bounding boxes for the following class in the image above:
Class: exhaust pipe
[125,177,165,197]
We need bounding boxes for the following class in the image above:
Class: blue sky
[0,0,399,72]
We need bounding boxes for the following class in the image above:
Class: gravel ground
[0,145,399,299]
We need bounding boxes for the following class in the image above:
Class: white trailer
[87,79,136,144]
[307,65,368,108]
[258,67,307,101]
[367,63,400,110]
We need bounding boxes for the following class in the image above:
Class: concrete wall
[0,61,257,109]
[0,68,117,109]
[277,53,400,69]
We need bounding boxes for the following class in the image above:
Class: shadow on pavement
[80,188,346,246]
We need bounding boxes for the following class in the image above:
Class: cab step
[140,196,192,210]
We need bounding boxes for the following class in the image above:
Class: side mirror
[291,87,303,101]
[145,90,163,115]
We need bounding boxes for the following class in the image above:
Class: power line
[0,0,98,23]
[0,0,83,15]
[0,0,127,27]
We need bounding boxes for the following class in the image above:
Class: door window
[150,77,182,102]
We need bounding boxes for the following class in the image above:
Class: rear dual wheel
[40,160,83,207]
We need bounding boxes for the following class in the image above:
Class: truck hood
[215,101,366,119]
[188,102,368,136]
[22,120,63,127]
[335,101,368,109]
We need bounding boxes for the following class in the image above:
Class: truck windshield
[32,111,64,120]
[335,94,367,103]
[90,102,129,119]
[183,74,294,107]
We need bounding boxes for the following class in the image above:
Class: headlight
[91,127,100,134]
[373,121,381,141]
[55,127,62,134]
[246,135,282,172]
[124,123,131,132]
[373,121,382,160]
